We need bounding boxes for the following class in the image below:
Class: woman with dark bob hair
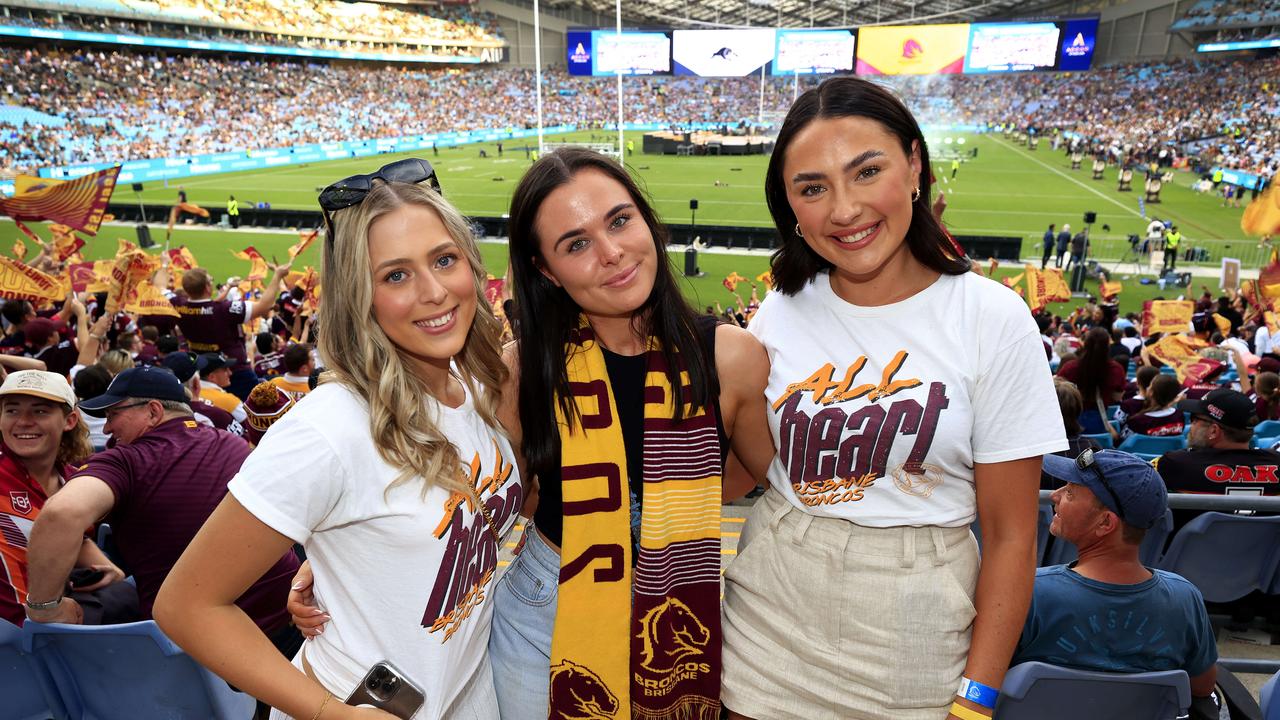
[721,76,1066,720]
[492,147,773,719]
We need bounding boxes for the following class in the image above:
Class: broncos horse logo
[636,597,711,673]
[549,660,619,720]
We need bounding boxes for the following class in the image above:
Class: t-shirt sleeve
[225,299,249,325]
[71,449,135,520]
[1181,582,1218,676]
[227,410,348,544]
[972,298,1069,464]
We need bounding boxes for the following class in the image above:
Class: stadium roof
[541,0,1065,30]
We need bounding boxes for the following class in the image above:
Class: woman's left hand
[70,563,126,592]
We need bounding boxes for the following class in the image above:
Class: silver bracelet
[25,594,63,611]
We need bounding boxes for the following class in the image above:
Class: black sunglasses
[318,158,441,213]
[1075,448,1126,523]
[318,158,441,240]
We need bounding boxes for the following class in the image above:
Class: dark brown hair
[765,76,971,295]
[507,148,715,485]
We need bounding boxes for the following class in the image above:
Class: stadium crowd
[0,44,1276,187]
[2,9,498,59]
[4,0,503,45]
[0,70,1277,718]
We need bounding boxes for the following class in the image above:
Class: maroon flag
[0,166,120,235]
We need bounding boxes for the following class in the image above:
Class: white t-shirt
[1254,326,1272,356]
[749,271,1067,527]
[229,381,522,719]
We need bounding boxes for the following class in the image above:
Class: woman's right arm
[499,342,537,517]
[154,495,389,720]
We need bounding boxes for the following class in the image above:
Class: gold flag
[124,281,179,318]
[0,257,64,305]
[1141,300,1195,335]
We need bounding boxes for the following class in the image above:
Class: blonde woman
[155,162,521,720]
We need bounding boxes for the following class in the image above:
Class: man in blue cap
[1013,449,1219,715]
[21,367,300,666]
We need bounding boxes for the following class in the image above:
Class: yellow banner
[856,23,970,75]
[1242,182,1280,237]
[0,257,64,305]
[1100,280,1123,299]
[124,281,179,318]
[1141,300,1195,335]
[105,251,158,314]
[1148,334,1211,382]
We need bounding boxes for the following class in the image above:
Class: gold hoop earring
[912,187,921,203]
[794,223,804,238]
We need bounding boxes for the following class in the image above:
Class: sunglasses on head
[1075,448,1127,523]
[318,158,441,238]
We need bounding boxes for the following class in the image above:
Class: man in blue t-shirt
[1015,450,1219,714]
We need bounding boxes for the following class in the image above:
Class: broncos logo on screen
[901,38,924,60]
[549,660,619,720]
[636,597,710,673]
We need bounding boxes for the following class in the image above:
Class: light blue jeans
[489,523,559,720]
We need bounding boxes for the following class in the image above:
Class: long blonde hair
[56,409,92,468]
[319,181,507,495]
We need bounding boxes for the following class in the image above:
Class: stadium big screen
[569,17,1096,77]
[566,29,672,75]
[772,29,856,75]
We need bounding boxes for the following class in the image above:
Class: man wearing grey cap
[1012,449,1220,716]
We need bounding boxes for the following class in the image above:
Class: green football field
[0,129,1260,317]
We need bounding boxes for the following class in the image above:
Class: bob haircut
[507,147,716,484]
[764,75,971,295]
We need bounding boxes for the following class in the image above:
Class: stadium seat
[23,620,256,720]
[994,661,1190,719]
[1081,433,1113,449]
[1156,513,1280,603]
[1042,509,1173,567]
[0,619,68,720]
[1254,420,1280,438]
[1262,670,1280,720]
[1116,434,1185,457]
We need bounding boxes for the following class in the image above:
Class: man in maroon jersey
[22,367,299,659]
[165,263,290,400]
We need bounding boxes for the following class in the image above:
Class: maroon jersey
[1123,408,1186,437]
[170,296,251,371]
[73,418,296,629]
[0,446,74,626]
[33,341,79,379]
[254,351,285,379]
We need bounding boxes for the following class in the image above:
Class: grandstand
[0,0,1278,716]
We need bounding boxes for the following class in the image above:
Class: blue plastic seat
[1156,513,1280,603]
[1042,509,1174,567]
[1116,434,1185,456]
[1263,669,1279,720]
[0,619,67,720]
[23,620,256,720]
[995,661,1190,719]
[1080,433,1114,449]
[1255,420,1280,439]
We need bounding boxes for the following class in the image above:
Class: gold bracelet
[310,691,333,720]
[949,701,993,720]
